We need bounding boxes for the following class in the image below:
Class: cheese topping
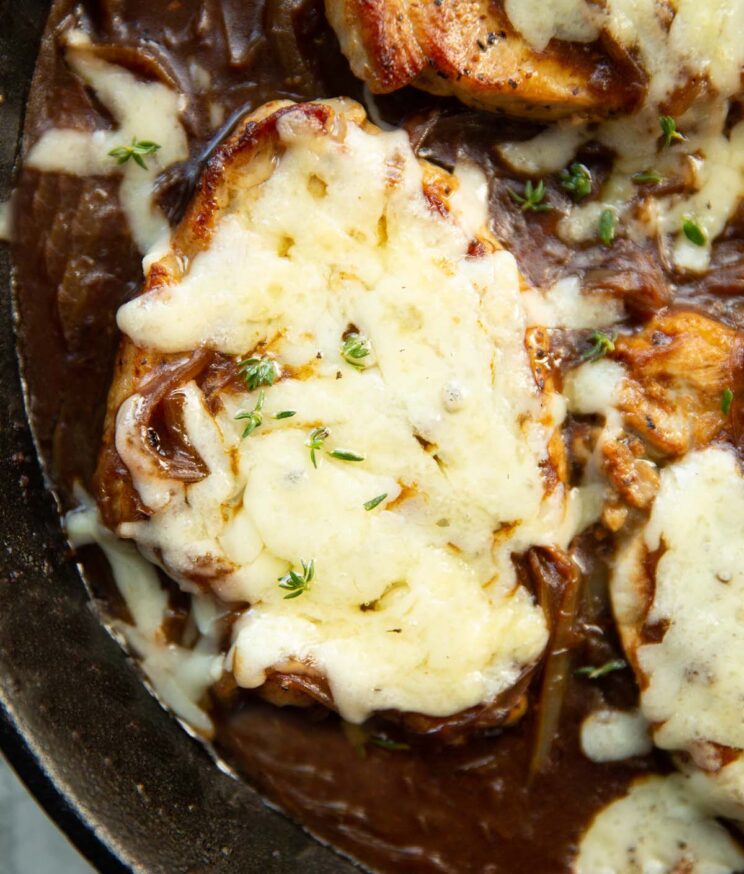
[503,0,744,102]
[26,31,188,251]
[612,446,744,818]
[575,774,744,874]
[497,2,744,273]
[633,447,744,753]
[112,103,584,723]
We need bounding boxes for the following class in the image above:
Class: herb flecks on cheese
[114,101,579,724]
[497,2,744,273]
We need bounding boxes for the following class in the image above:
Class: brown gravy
[11,1,744,871]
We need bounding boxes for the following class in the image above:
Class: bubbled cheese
[113,102,582,723]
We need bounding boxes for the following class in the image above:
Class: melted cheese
[497,1,744,273]
[635,447,744,753]
[26,31,188,251]
[581,708,653,763]
[523,275,625,329]
[65,498,223,736]
[113,103,586,723]
[612,446,744,818]
[503,0,744,103]
[575,774,744,873]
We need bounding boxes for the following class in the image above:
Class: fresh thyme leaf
[659,115,685,149]
[342,333,371,368]
[278,558,314,599]
[274,410,296,420]
[682,216,707,246]
[722,388,734,415]
[238,356,279,390]
[306,427,330,468]
[328,448,365,462]
[559,163,592,202]
[581,330,617,362]
[598,208,616,246]
[235,389,265,438]
[575,658,627,680]
[632,170,663,185]
[507,179,551,213]
[369,736,411,751]
[363,493,388,511]
[108,138,161,169]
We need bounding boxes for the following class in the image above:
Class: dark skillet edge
[0,1,123,870]
[0,700,131,874]
[0,2,357,872]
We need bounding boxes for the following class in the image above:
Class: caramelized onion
[527,546,582,777]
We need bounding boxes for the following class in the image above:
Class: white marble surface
[0,753,94,874]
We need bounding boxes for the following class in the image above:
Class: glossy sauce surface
[12,1,743,871]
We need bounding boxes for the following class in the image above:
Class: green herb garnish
[575,659,627,680]
[235,389,265,438]
[722,388,734,415]
[278,559,315,599]
[238,356,279,390]
[306,427,330,468]
[559,163,593,202]
[581,330,617,362]
[342,333,371,368]
[632,170,663,185]
[682,217,707,246]
[328,449,365,462]
[108,138,161,169]
[507,179,551,213]
[599,208,616,246]
[274,410,296,420]
[369,736,411,751]
[363,493,388,511]
[659,116,685,149]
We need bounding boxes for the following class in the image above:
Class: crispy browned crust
[325,0,645,119]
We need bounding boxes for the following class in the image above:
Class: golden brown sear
[325,0,644,118]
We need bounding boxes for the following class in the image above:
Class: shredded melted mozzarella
[575,774,744,874]
[26,30,188,251]
[112,103,587,723]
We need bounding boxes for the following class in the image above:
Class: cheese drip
[113,103,583,723]
[26,30,188,252]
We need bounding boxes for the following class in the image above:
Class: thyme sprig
[507,179,551,213]
[581,330,617,363]
[235,389,265,438]
[342,333,371,368]
[306,427,330,468]
[559,163,592,202]
[108,138,161,169]
[278,559,315,599]
[575,659,627,680]
[238,356,279,390]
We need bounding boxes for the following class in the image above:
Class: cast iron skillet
[0,2,355,871]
